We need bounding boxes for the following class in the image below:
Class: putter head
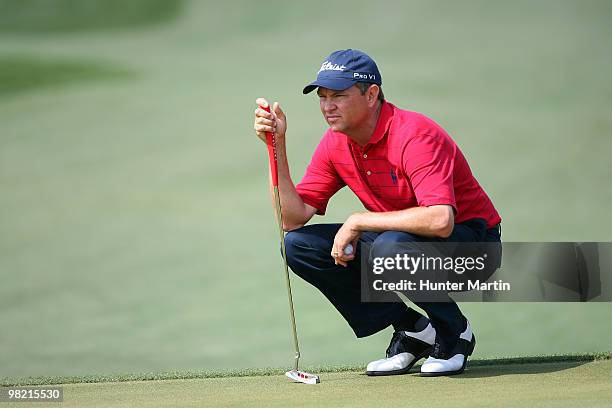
[285,369,320,384]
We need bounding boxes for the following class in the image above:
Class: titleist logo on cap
[318,61,347,73]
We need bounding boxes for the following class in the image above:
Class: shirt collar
[346,100,394,147]
[367,100,394,145]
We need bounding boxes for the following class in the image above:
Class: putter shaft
[273,185,301,371]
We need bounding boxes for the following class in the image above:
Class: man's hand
[254,98,287,143]
[331,214,361,267]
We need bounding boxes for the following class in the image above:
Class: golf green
[3,357,611,407]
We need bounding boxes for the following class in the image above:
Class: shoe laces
[385,331,405,358]
[430,340,448,359]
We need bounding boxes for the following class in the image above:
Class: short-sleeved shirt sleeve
[295,135,345,215]
[401,131,457,212]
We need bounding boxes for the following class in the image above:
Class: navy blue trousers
[284,220,501,347]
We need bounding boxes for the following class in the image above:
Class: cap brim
[302,77,356,94]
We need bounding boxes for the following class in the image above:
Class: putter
[261,103,320,385]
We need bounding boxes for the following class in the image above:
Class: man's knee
[283,224,336,273]
[284,228,309,267]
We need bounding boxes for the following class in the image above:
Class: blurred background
[1,0,611,379]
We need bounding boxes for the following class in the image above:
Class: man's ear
[367,84,380,106]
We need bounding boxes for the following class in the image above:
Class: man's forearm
[349,205,455,238]
[268,137,313,230]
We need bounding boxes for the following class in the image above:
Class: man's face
[317,85,371,134]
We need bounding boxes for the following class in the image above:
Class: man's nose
[321,99,337,112]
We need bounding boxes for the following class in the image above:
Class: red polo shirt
[295,101,501,228]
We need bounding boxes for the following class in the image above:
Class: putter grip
[260,105,279,187]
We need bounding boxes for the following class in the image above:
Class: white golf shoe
[420,320,476,376]
[366,319,436,376]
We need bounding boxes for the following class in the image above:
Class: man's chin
[328,123,345,132]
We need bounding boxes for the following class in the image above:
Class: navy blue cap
[303,49,382,94]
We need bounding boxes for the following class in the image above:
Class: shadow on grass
[0,54,134,98]
[449,360,588,379]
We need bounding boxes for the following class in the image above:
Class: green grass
[2,356,612,408]
[0,0,612,381]
[0,0,183,32]
[2,353,610,386]
[0,54,130,96]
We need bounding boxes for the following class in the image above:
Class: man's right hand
[254,98,287,143]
